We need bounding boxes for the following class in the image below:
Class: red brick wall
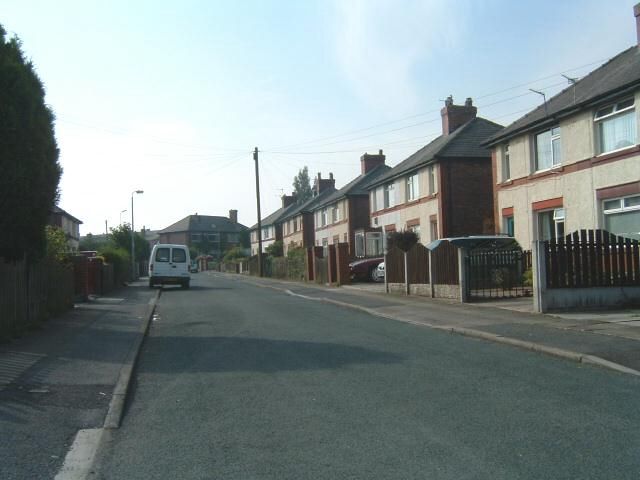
[441,157,494,237]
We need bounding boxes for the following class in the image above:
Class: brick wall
[441,157,494,237]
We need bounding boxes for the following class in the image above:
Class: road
[93,272,640,479]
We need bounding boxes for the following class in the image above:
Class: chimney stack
[360,149,386,175]
[634,3,640,45]
[281,194,297,208]
[441,96,477,135]
[314,172,336,195]
[229,209,238,223]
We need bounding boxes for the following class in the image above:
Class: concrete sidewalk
[0,280,156,480]
[229,273,640,376]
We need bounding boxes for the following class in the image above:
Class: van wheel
[148,279,154,288]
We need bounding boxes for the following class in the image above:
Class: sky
[2,0,636,235]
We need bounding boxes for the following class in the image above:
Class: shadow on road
[137,336,403,374]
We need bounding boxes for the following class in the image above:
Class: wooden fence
[386,244,430,284]
[431,241,459,285]
[545,229,640,288]
[0,259,74,339]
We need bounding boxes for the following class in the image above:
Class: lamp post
[131,190,144,281]
[120,209,127,225]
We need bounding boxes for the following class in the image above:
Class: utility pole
[254,147,263,277]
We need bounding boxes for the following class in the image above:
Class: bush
[386,231,418,252]
[265,240,283,257]
[99,246,130,284]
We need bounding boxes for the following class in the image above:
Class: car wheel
[369,266,378,282]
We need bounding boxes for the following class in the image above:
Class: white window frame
[406,174,419,202]
[502,143,511,182]
[537,208,565,241]
[595,98,637,155]
[427,165,436,195]
[332,204,340,223]
[534,126,561,172]
[383,183,395,209]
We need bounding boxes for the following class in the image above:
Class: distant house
[250,195,298,255]
[159,210,248,259]
[280,173,337,256]
[49,206,83,251]
[367,98,502,247]
[484,7,640,246]
[312,150,391,258]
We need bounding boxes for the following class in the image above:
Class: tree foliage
[108,223,150,262]
[292,166,312,204]
[386,230,419,252]
[223,246,246,262]
[45,226,70,263]
[265,240,283,257]
[0,25,62,261]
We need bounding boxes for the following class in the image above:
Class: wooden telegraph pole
[253,147,263,277]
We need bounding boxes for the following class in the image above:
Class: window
[535,126,561,171]
[430,220,438,241]
[383,183,395,209]
[408,225,421,243]
[227,233,239,243]
[191,233,202,242]
[538,208,565,241]
[155,248,170,262]
[603,194,640,240]
[294,218,299,232]
[427,165,436,195]
[365,231,383,256]
[206,233,219,242]
[172,248,186,263]
[504,216,514,237]
[595,98,637,154]
[502,143,511,182]
[406,174,419,201]
[371,190,378,212]
[343,233,348,243]
[321,209,328,227]
[332,204,340,223]
[354,231,365,257]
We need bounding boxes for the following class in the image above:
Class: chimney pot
[441,96,478,135]
[360,150,386,174]
[465,97,473,107]
[329,172,333,179]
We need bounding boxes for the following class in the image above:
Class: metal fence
[466,248,532,299]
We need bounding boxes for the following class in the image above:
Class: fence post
[428,250,435,298]
[384,249,389,293]
[457,247,469,302]
[532,241,547,313]
[404,251,410,295]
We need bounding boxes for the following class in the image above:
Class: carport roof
[425,236,521,251]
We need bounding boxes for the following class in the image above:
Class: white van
[148,244,191,289]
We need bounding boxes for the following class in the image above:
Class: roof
[485,46,640,146]
[160,215,248,234]
[279,186,338,222]
[368,117,503,188]
[313,163,392,210]
[51,205,83,224]
[425,235,521,251]
[250,201,300,230]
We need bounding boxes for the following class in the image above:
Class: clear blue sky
[2,0,635,234]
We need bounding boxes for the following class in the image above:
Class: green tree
[223,246,246,262]
[45,226,69,263]
[0,26,62,261]
[292,166,312,204]
[265,240,283,257]
[108,223,150,263]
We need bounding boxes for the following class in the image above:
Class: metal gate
[466,248,532,300]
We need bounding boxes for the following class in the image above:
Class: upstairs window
[321,208,328,227]
[406,174,419,202]
[501,143,511,182]
[535,126,561,171]
[595,98,636,154]
[332,204,340,223]
[427,165,436,195]
[383,183,395,209]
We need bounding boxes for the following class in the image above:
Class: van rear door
[153,246,172,277]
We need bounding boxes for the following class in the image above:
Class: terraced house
[250,194,298,255]
[367,98,502,245]
[280,173,336,256]
[312,151,390,257]
[485,9,640,247]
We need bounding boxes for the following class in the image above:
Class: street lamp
[131,190,144,281]
[120,209,127,225]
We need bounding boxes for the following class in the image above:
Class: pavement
[233,273,640,375]
[0,279,157,480]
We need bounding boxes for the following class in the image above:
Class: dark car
[348,257,384,282]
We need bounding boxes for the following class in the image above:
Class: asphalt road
[94,272,640,479]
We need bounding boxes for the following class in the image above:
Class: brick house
[312,150,391,257]
[280,173,337,256]
[485,7,640,247]
[250,195,298,255]
[158,210,248,259]
[49,206,83,251]
[367,98,502,248]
